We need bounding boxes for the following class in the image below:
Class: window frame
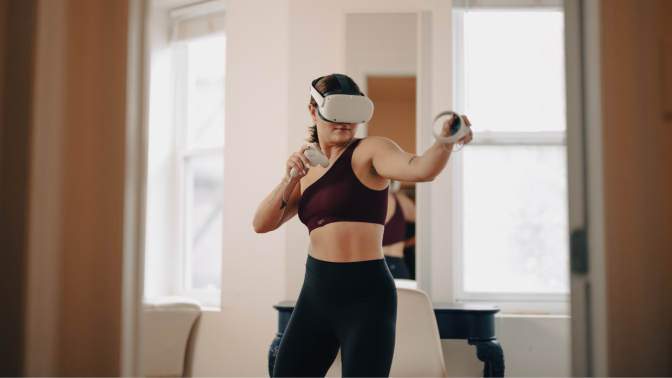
[452,5,570,313]
[171,33,226,307]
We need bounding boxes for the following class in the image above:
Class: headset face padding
[319,95,374,124]
[311,74,374,124]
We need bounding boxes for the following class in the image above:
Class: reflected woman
[383,180,415,279]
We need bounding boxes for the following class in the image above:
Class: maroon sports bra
[382,195,405,246]
[298,139,388,234]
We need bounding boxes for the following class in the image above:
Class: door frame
[565,0,608,376]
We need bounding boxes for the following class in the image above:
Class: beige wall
[185,0,290,376]
[345,13,417,79]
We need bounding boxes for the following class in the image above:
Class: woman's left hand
[441,114,474,145]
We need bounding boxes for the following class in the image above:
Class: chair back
[326,287,446,377]
[390,287,447,377]
[142,296,201,377]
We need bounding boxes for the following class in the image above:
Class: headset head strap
[333,73,351,94]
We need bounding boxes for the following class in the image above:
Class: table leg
[468,339,505,377]
[268,333,283,377]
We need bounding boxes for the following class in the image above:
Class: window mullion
[471,131,566,145]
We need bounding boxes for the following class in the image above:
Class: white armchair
[142,296,201,377]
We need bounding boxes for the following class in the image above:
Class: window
[173,33,226,302]
[453,6,569,310]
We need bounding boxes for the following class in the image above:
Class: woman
[253,74,472,377]
[383,181,416,279]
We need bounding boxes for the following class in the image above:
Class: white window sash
[170,27,225,307]
[471,131,566,145]
[175,149,224,306]
[170,1,226,43]
[453,0,564,11]
[452,8,569,313]
[452,149,570,314]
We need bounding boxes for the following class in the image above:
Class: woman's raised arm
[370,116,472,183]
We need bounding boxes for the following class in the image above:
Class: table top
[433,302,500,314]
[274,300,297,309]
[274,300,499,314]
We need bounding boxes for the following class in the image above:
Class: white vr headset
[310,74,374,124]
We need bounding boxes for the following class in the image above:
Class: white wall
[442,315,571,377]
[346,13,418,91]
[284,0,345,301]
[345,13,417,138]
[346,13,417,71]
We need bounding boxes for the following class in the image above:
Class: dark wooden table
[269,300,504,377]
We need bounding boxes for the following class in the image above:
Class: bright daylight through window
[177,34,226,292]
[455,10,569,298]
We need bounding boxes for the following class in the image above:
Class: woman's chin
[332,133,354,142]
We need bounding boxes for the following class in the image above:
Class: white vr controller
[432,111,471,144]
[290,144,330,178]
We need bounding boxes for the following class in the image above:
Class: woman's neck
[318,138,355,159]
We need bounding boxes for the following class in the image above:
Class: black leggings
[273,254,398,377]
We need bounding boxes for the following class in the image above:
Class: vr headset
[310,74,374,124]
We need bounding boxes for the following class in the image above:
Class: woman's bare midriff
[308,221,385,262]
[383,241,405,258]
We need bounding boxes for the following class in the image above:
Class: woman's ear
[308,104,318,121]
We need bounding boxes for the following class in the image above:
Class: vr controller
[290,144,330,178]
[431,111,471,144]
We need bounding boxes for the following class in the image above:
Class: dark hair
[307,74,362,144]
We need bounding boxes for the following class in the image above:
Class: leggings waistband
[304,254,396,299]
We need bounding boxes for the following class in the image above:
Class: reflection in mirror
[368,77,417,282]
[345,13,417,282]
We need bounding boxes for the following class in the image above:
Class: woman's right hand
[286,145,312,181]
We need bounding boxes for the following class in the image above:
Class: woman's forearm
[411,114,472,181]
[413,141,454,181]
[253,177,298,233]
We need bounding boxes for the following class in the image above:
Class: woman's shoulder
[355,136,399,153]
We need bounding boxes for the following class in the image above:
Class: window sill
[175,289,221,310]
[496,313,570,319]
[457,299,570,316]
